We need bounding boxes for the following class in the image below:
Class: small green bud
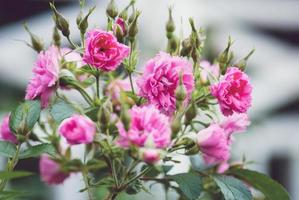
[175,74,186,102]
[120,105,131,131]
[106,0,118,19]
[235,49,255,71]
[50,3,70,37]
[23,23,44,52]
[166,7,175,33]
[78,6,96,35]
[167,35,179,54]
[180,38,192,57]
[128,11,141,40]
[53,26,61,47]
[171,117,181,137]
[184,102,197,125]
[218,36,234,74]
[98,106,110,127]
[76,11,83,26]
[119,9,128,20]
[114,24,124,42]
[185,144,199,155]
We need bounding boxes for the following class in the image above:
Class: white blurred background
[1,0,299,199]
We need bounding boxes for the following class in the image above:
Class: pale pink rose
[137,52,194,115]
[197,124,230,165]
[117,105,171,149]
[0,115,17,144]
[210,67,252,116]
[221,113,250,143]
[59,115,96,145]
[83,29,130,71]
[199,60,220,85]
[39,155,70,185]
[106,78,133,108]
[141,149,161,164]
[113,17,126,35]
[216,161,230,174]
[25,45,59,108]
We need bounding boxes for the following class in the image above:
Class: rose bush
[0,1,290,200]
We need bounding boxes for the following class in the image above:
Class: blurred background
[1,0,299,199]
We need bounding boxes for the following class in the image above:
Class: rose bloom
[199,60,220,85]
[59,115,96,145]
[137,52,194,115]
[25,46,59,108]
[197,124,230,165]
[117,105,171,149]
[106,78,135,109]
[0,115,17,144]
[220,113,250,143]
[210,67,252,116]
[83,29,130,71]
[39,155,70,185]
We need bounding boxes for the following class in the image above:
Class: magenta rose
[137,52,194,115]
[197,124,230,165]
[210,67,252,116]
[83,29,130,71]
[0,115,17,144]
[39,155,70,185]
[25,46,59,108]
[117,105,171,149]
[59,115,96,145]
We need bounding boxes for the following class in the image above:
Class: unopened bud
[119,9,128,21]
[78,6,96,35]
[106,0,118,19]
[180,38,192,57]
[24,23,44,52]
[168,35,179,54]
[185,144,199,155]
[235,49,255,71]
[166,7,175,33]
[120,105,131,131]
[141,148,161,164]
[218,36,233,74]
[98,106,110,128]
[50,3,70,37]
[184,102,197,125]
[114,24,124,42]
[171,117,182,137]
[128,11,141,41]
[175,76,186,102]
[53,27,61,47]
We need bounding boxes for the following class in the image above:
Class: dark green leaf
[213,175,252,200]
[229,169,290,200]
[0,141,16,158]
[9,100,41,135]
[50,98,76,123]
[0,171,33,180]
[170,173,202,200]
[85,106,99,121]
[19,144,56,159]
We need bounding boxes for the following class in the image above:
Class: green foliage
[170,173,202,200]
[229,169,290,200]
[0,141,16,158]
[213,175,252,200]
[0,171,33,180]
[19,144,56,159]
[9,100,41,135]
[50,98,76,123]
[0,190,30,200]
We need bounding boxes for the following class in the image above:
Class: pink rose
[83,29,130,71]
[59,115,96,145]
[199,60,220,85]
[25,45,59,108]
[117,105,171,149]
[210,67,252,116]
[220,113,250,143]
[197,124,230,165]
[141,148,161,164]
[0,115,17,144]
[137,52,194,115]
[39,155,70,185]
[113,17,126,35]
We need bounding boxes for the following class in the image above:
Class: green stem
[0,144,21,191]
[96,72,100,99]
[128,73,135,94]
[82,168,93,200]
[122,166,153,189]
[75,85,93,106]
[67,36,77,49]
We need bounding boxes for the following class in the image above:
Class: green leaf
[0,190,30,200]
[0,141,16,158]
[229,169,290,200]
[0,171,33,180]
[212,175,252,200]
[169,173,202,200]
[9,100,41,135]
[19,144,56,159]
[50,98,76,123]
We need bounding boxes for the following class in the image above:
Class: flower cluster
[2,1,285,200]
